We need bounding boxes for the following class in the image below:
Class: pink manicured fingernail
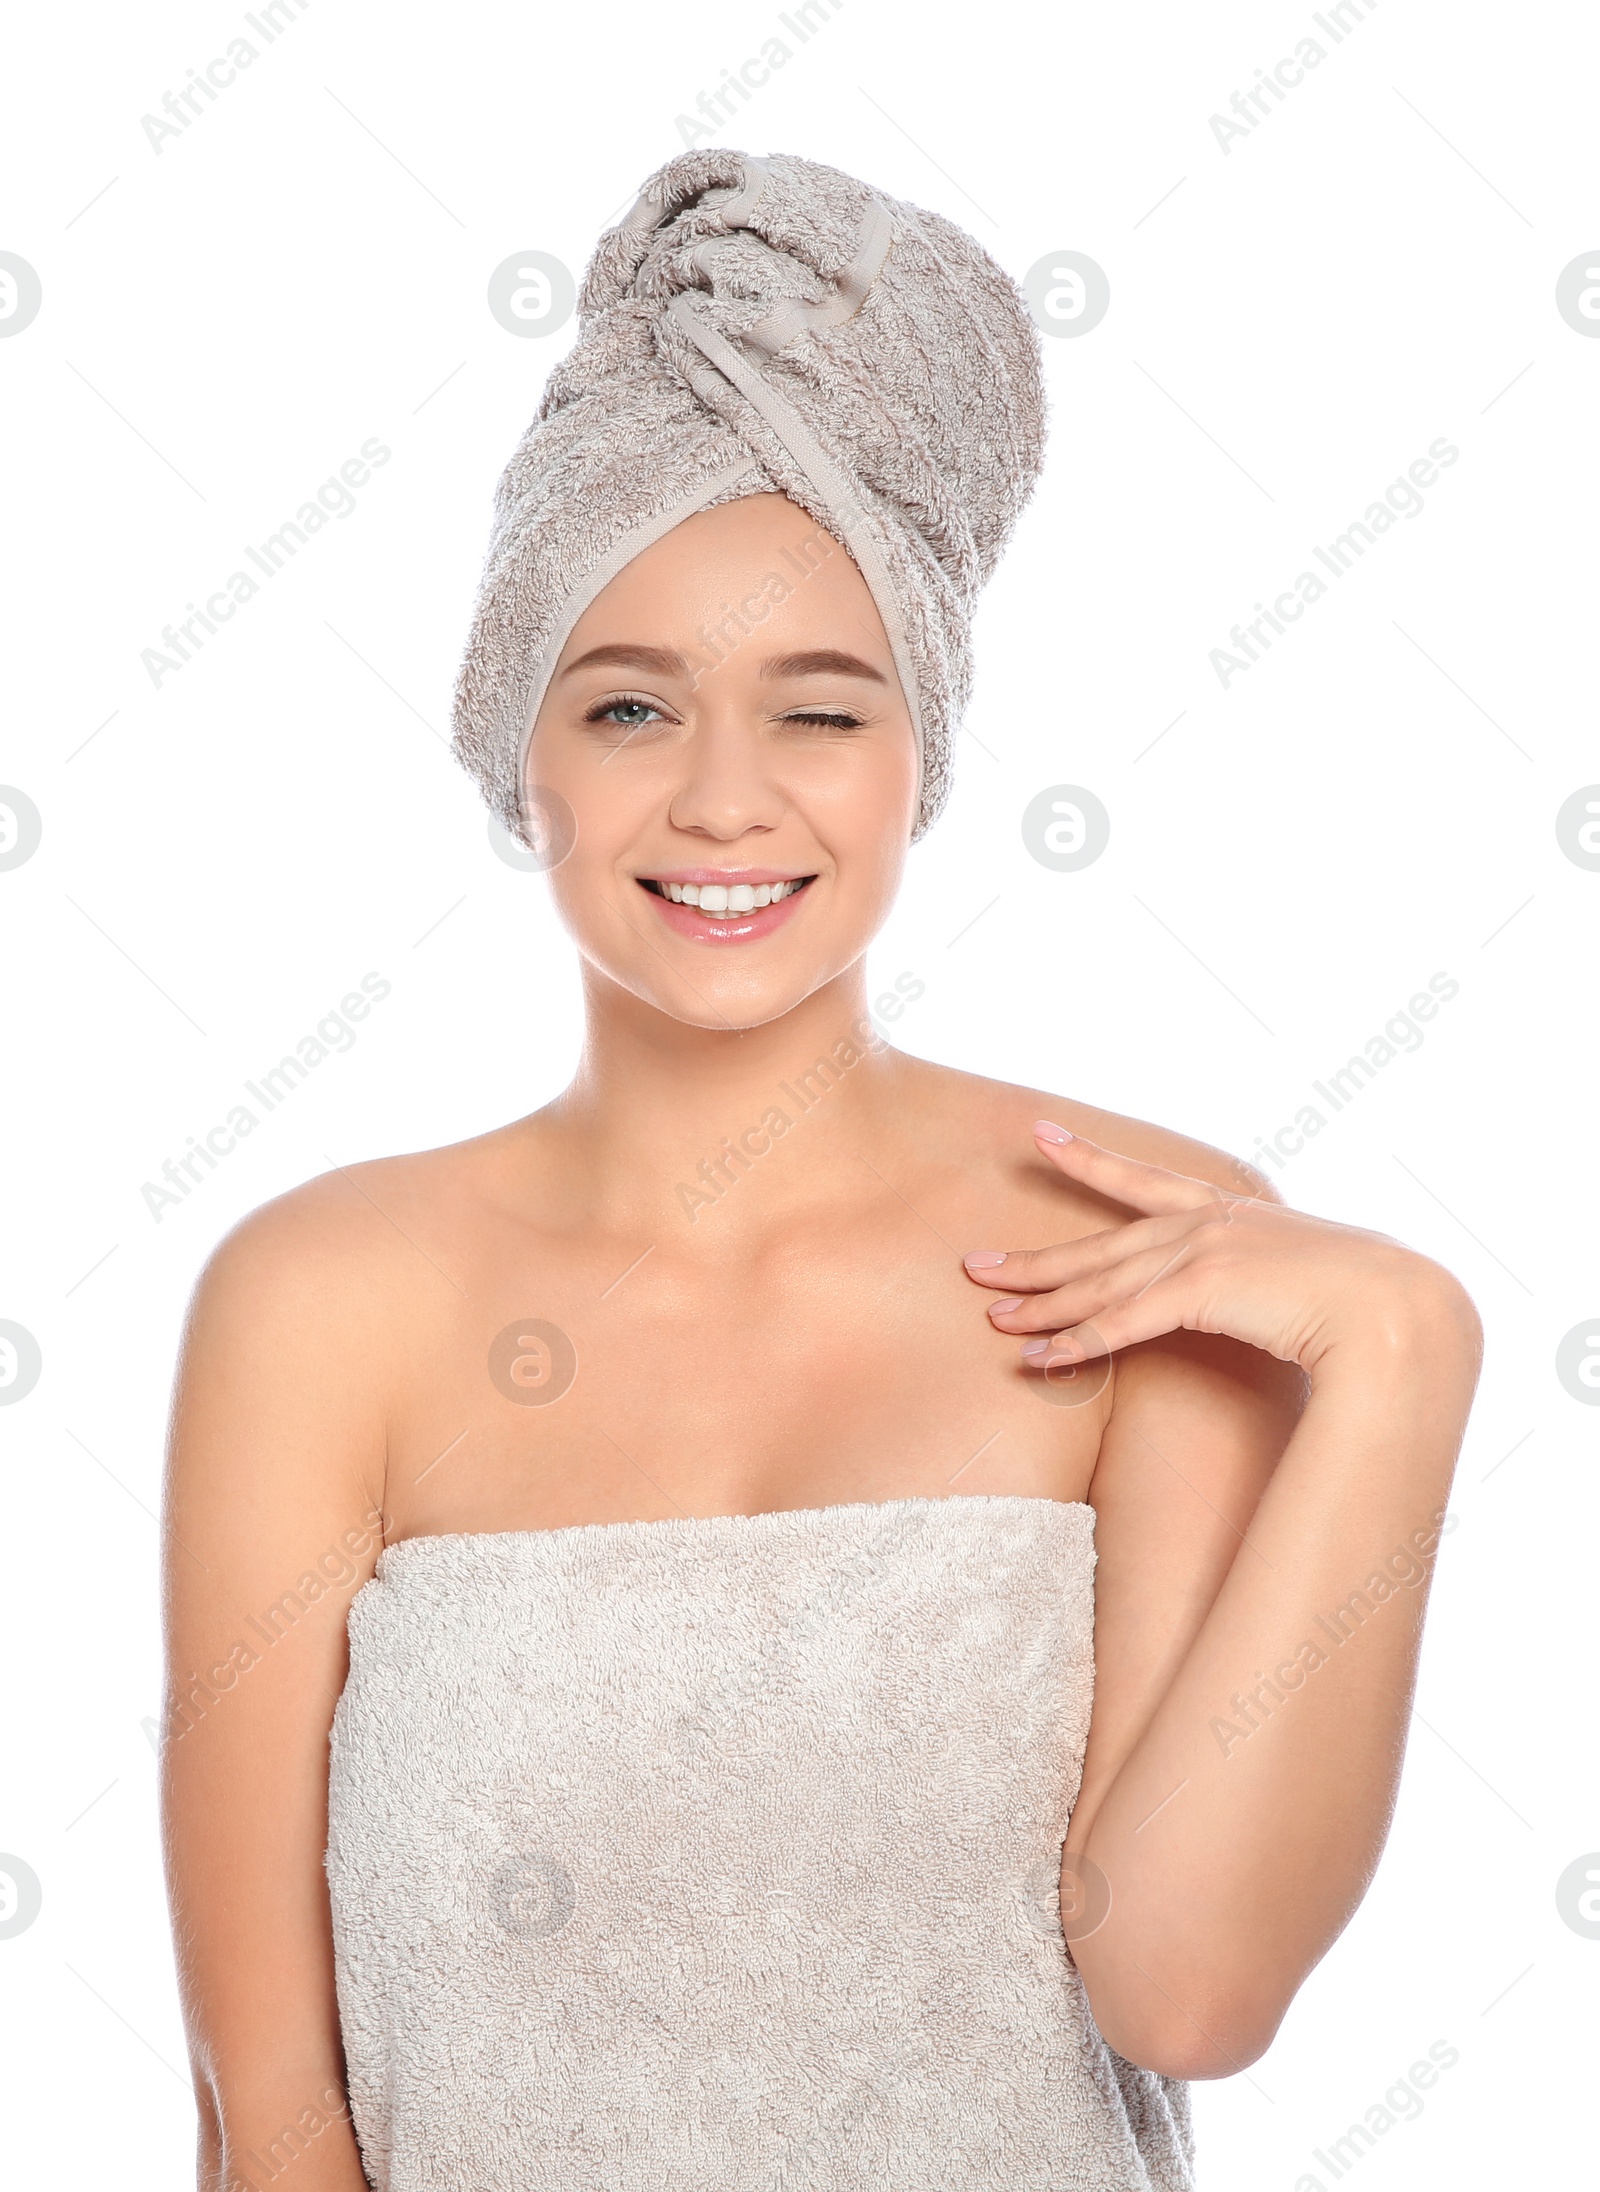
[1034,1120,1073,1144]
[1020,1337,1052,1358]
[964,1251,1007,1269]
[987,1298,1024,1316]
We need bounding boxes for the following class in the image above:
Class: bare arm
[1070,1324,1304,1907]
[161,1188,391,2190]
[968,1129,1481,2078]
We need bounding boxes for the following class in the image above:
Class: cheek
[786,713,918,807]
[870,715,921,818]
[525,730,648,865]
[542,848,644,987]
[807,741,919,863]
[523,721,590,811]
[545,822,628,925]
[522,755,635,941]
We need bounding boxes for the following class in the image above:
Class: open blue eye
[584,693,665,728]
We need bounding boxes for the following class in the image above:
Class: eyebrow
[559,643,692,679]
[558,642,889,686]
[760,649,887,685]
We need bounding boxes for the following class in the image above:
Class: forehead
[562,491,891,660]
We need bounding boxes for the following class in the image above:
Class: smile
[636,872,817,942]
[642,876,810,915]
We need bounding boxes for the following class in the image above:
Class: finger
[1019,1275,1206,1366]
[970,1214,1202,1308]
[993,1238,1202,1340]
[1031,1120,1239,1218]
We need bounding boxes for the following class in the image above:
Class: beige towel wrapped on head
[451,147,1047,848]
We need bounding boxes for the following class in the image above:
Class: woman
[161,150,1481,2191]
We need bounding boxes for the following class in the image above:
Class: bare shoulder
[904,1054,1284,1209]
[191,1154,421,1319]
[906,1055,1301,1421]
[182,1117,534,1362]
[168,1123,546,1546]
[1048,1091,1285,1207]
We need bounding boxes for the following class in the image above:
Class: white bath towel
[326,1495,1192,2190]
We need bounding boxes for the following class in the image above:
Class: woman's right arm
[160,1186,392,2191]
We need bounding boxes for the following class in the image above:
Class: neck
[539,960,915,1243]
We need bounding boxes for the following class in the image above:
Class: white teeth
[652,878,806,917]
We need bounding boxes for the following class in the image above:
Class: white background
[2,1,1595,2184]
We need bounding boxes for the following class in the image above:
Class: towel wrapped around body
[325,1496,1194,2191]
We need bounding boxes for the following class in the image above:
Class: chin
[609,944,861,1034]
[563,880,878,1033]
[640,969,832,1034]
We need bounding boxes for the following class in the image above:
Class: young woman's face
[526,492,920,1032]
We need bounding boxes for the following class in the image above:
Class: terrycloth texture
[325,1496,1193,2191]
[450,149,1047,847]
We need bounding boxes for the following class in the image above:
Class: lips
[636,873,816,945]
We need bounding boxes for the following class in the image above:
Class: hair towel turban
[451,147,1047,848]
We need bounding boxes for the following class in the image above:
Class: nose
[666,712,786,840]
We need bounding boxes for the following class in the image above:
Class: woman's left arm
[968,1123,1483,2081]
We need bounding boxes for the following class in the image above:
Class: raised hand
[962,1121,1463,1377]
